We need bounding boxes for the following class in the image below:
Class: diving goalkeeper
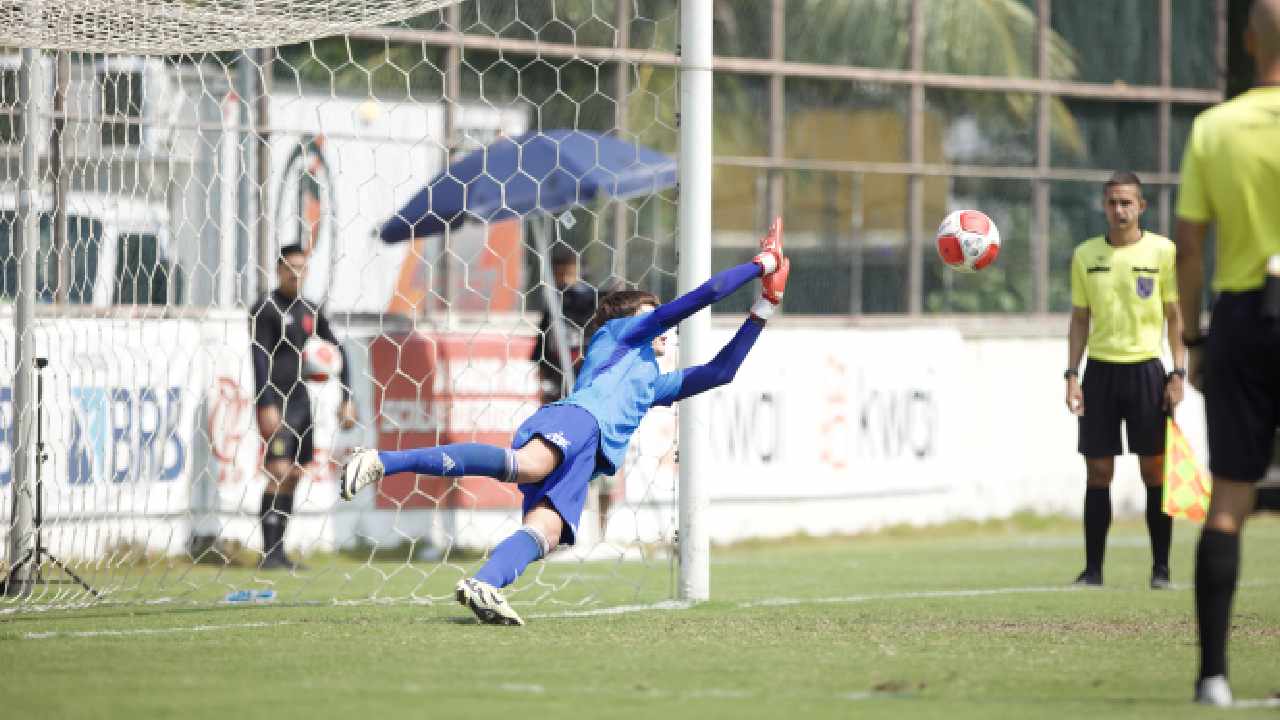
[339,219,791,625]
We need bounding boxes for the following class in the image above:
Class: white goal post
[1,0,713,609]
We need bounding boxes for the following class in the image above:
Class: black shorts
[1205,291,1280,482]
[1078,358,1167,458]
[262,385,314,466]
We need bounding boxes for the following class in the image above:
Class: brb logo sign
[0,386,186,486]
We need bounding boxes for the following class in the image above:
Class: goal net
[1,0,684,612]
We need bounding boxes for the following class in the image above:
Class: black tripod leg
[41,552,100,598]
[1,550,36,596]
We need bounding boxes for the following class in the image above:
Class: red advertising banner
[370,332,538,510]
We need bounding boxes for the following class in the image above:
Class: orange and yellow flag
[1163,418,1212,522]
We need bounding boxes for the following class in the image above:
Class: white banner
[0,312,253,557]
[619,326,963,506]
[701,327,963,501]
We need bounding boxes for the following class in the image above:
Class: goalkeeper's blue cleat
[456,577,524,626]
[340,447,384,501]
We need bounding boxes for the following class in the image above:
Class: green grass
[3,515,1279,719]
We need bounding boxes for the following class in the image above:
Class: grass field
[3,514,1279,719]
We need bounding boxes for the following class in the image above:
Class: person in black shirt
[532,245,597,405]
[249,244,357,569]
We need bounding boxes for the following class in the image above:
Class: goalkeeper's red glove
[751,257,790,320]
[752,216,784,275]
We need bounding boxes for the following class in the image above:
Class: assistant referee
[1066,171,1185,590]
[1174,0,1280,706]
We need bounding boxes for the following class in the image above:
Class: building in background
[335,0,1223,318]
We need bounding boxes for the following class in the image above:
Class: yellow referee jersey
[1071,232,1178,363]
[1176,86,1280,291]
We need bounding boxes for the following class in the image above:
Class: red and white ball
[301,336,343,382]
[935,209,1001,272]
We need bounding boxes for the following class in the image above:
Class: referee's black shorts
[1205,290,1280,482]
[260,384,315,466]
[1079,358,1167,458]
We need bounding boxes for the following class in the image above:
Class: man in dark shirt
[532,245,597,405]
[250,244,356,569]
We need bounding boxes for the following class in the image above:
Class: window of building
[113,233,183,305]
[0,68,18,145]
[99,70,144,146]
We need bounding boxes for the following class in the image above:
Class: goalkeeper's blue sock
[378,444,518,481]
[475,527,548,589]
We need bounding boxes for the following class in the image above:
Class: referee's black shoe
[259,550,307,572]
[1072,569,1102,587]
[1149,565,1172,590]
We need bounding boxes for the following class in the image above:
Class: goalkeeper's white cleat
[339,447,384,501]
[455,577,524,626]
[1193,675,1233,707]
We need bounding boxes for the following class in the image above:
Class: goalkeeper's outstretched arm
[620,218,785,346]
[653,256,790,405]
[656,316,765,405]
[619,261,763,346]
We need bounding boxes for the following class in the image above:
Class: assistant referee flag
[1162,418,1212,522]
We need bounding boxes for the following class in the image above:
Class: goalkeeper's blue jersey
[560,315,682,475]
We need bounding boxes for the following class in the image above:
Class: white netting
[0,1,465,53]
[1,0,682,610]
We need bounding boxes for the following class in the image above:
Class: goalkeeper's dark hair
[583,288,661,346]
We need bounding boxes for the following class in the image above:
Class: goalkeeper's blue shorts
[511,403,602,546]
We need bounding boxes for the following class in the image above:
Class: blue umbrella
[379,129,677,243]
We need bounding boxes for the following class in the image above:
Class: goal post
[676,0,712,603]
[0,1,712,611]
[2,48,42,597]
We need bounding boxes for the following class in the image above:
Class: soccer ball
[935,209,1001,272]
[301,336,343,382]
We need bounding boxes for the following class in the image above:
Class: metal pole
[611,0,631,284]
[1033,0,1051,313]
[1157,0,1172,236]
[6,48,42,596]
[532,216,575,394]
[677,0,712,602]
[237,52,256,304]
[767,0,785,222]
[850,174,864,315]
[906,0,925,314]
[219,92,239,308]
[52,51,68,305]
[439,1,462,317]
[255,48,274,292]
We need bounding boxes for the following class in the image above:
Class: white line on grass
[737,579,1280,609]
[527,599,695,619]
[498,683,547,694]
[531,580,1280,618]
[1232,698,1280,709]
[737,585,1082,609]
[23,621,292,640]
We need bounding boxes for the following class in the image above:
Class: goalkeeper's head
[583,288,661,346]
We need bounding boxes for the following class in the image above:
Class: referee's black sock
[1195,528,1239,679]
[1083,487,1111,575]
[1145,485,1172,569]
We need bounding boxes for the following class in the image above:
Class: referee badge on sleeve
[1135,276,1154,299]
